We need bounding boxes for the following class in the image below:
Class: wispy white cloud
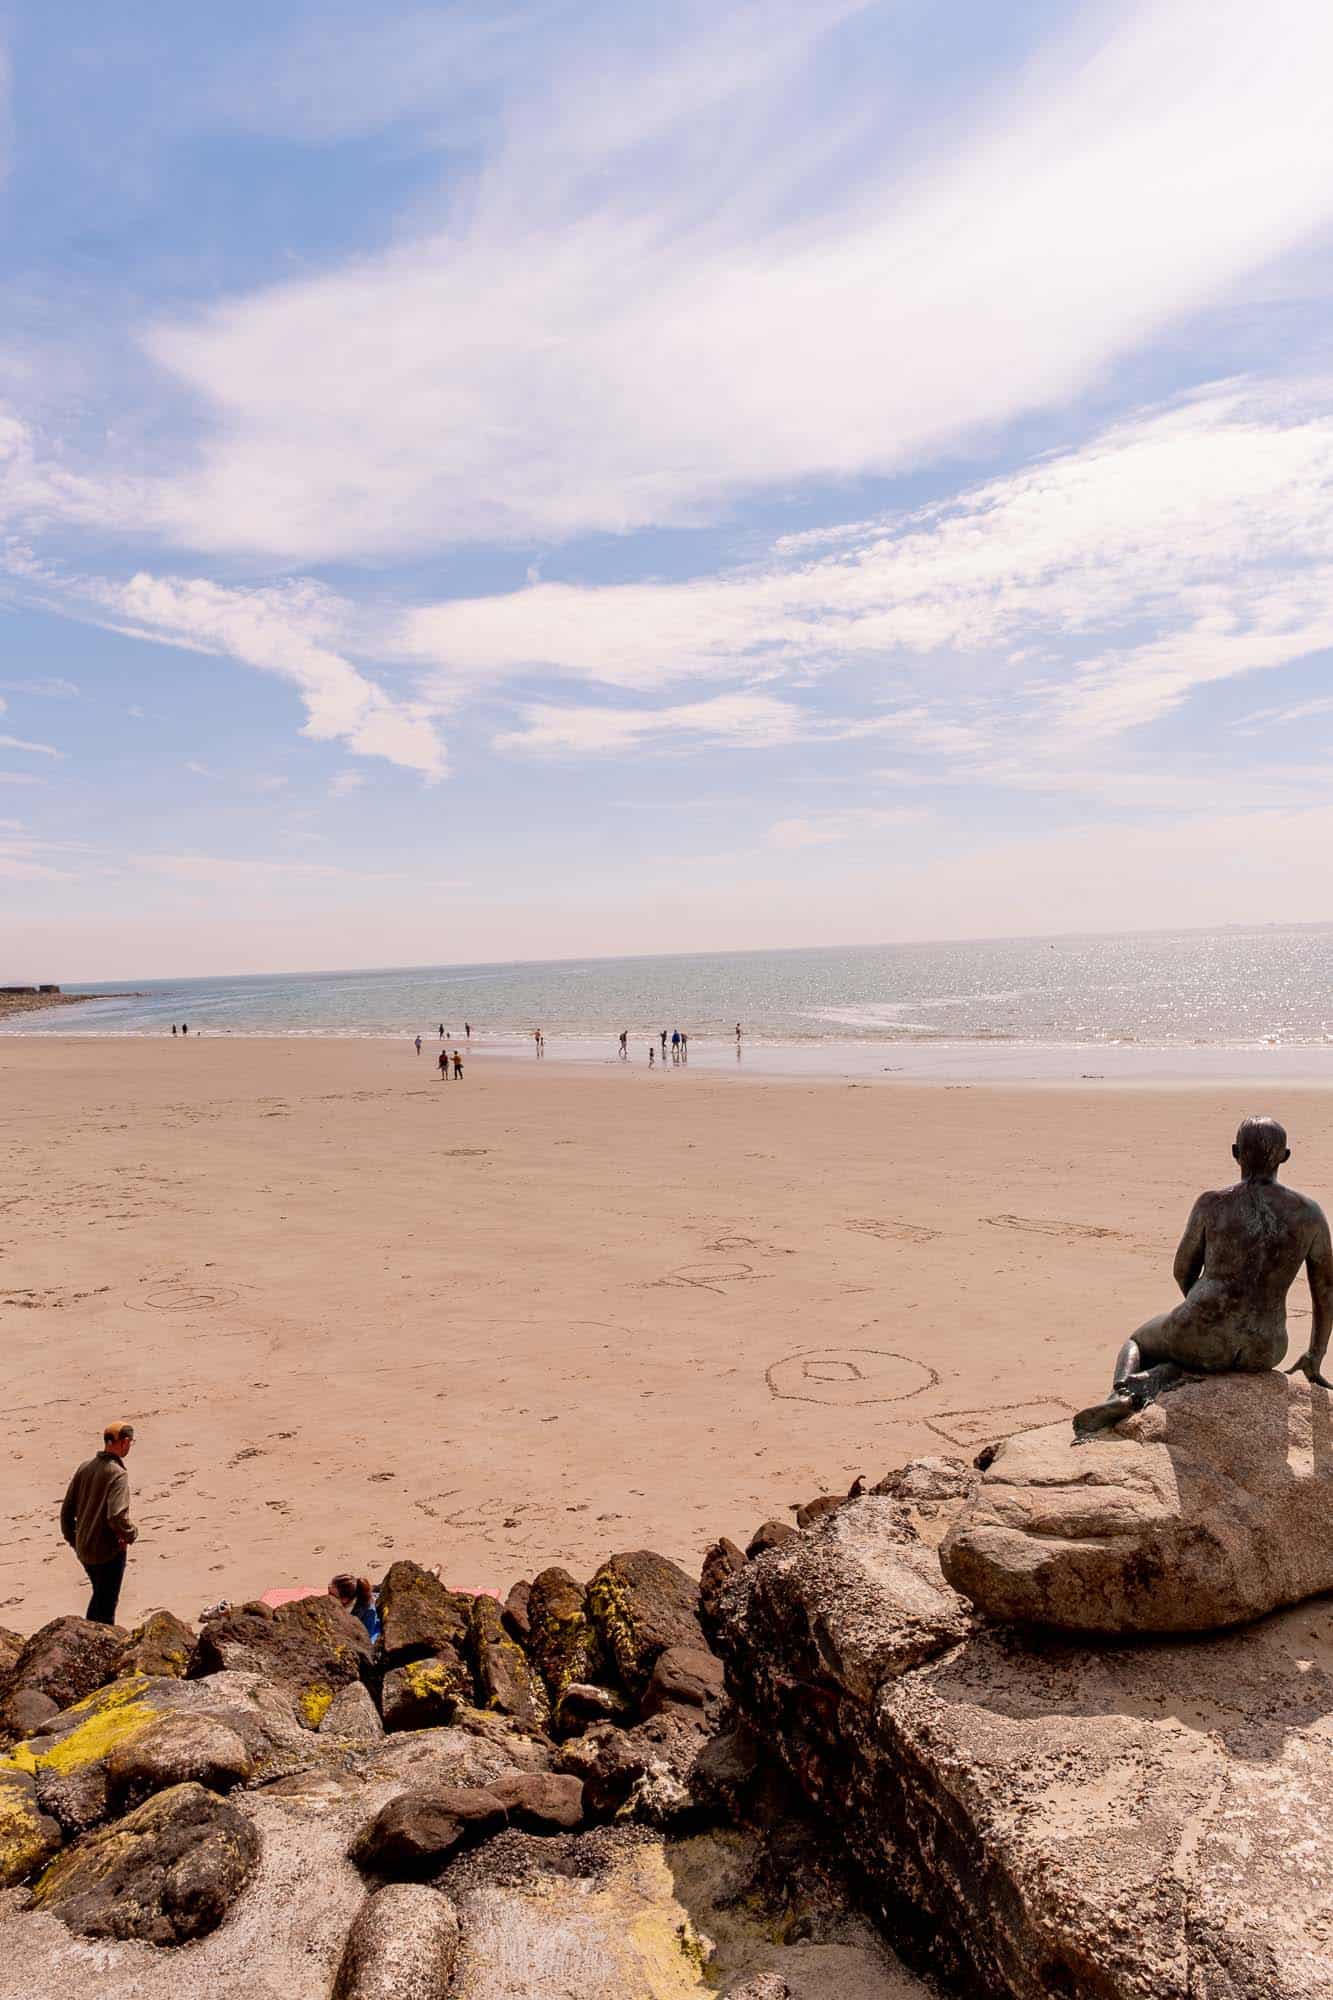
[0,771,40,785]
[0,677,79,697]
[0,733,62,757]
[131,852,415,884]
[97,0,1333,563]
[328,769,366,797]
[185,759,211,776]
[494,692,801,756]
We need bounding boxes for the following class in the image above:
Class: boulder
[32,1780,260,1943]
[364,1716,550,1794]
[872,1455,975,1506]
[723,1977,791,2000]
[105,1711,253,1806]
[381,1654,469,1733]
[188,1594,370,1722]
[320,1681,385,1744]
[0,1630,22,1681]
[941,1372,1333,1634]
[526,1569,603,1702]
[641,1645,725,1718]
[378,1562,473,1666]
[0,1690,57,1741]
[0,1769,60,1887]
[586,1551,703,1695]
[502,1578,532,1644]
[117,1609,195,1679]
[699,1537,746,1644]
[467,1593,550,1733]
[333,1883,461,2000]
[794,1494,845,1530]
[487,1770,584,1833]
[553,1680,632,1736]
[6,1618,124,1711]
[350,1785,507,1876]
[34,1761,111,1839]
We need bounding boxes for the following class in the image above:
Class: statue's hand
[1286,1352,1333,1390]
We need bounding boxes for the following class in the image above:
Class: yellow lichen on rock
[0,1676,158,1780]
[298,1683,334,1729]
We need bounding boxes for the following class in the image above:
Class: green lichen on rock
[298,1682,334,1730]
[0,1675,158,1780]
[380,1650,470,1731]
[527,1568,604,1703]
[587,1552,704,1695]
[0,1768,61,1886]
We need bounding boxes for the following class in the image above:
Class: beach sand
[4,1034,1332,1631]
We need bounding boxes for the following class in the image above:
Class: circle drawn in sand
[131,1283,239,1313]
[766,1346,937,1406]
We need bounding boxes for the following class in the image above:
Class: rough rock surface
[319,1681,384,1744]
[0,1770,60,1888]
[116,1610,195,1680]
[32,1781,260,1943]
[189,1596,370,1722]
[641,1644,726,1718]
[718,1458,1333,2000]
[378,1562,472,1664]
[5,1619,124,1712]
[0,1691,56,1742]
[942,1371,1333,1634]
[351,1786,508,1876]
[105,1711,254,1806]
[526,1568,604,1702]
[468,1593,550,1732]
[570,1705,715,1823]
[488,1770,584,1833]
[332,1883,461,2000]
[588,1550,705,1694]
[381,1655,469,1732]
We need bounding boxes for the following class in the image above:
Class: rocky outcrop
[941,1371,1333,1634]
[379,1561,472,1663]
[381,1655,470,1732]
[487,1770,584,1833]
[105,1711,254,1807]
[320,1681,385,1744]
[467,1594,550,1732]
[717,1455,1333,2000]
[333,1883,461,2000]
[32,1781,260,1943]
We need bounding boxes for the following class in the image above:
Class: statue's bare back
[1074,1117,1333,1437]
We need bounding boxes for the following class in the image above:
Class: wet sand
[4,1034,1332,1630]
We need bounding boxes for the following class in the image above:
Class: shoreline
[7,1023,1333,1086]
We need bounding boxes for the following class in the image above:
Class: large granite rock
[717,1455,1333,2000]
[333,1884,461,2000]
[32,1781,260,1943]
[941,1371,1333,1634]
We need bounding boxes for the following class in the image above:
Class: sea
[10,925,1333,1082]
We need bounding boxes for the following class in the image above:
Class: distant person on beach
[660,1030,667,1057]
[438,1049,449,1080]
[465,1022,471,1040]
[182,1022,189,1036]
[671,1029,680,1061]
[619,1031,628,1059]
[329,1573,381,1647]
[171,1024,177,1036]
[649,1045,655,1067]
[414,1035,422,1055]
[453,1048,463,1079]
[439,1023,444,1039]
[61,1422,137,1625]
[681,1032,688,1058]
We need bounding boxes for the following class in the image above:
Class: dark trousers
[82,1550,126,1625]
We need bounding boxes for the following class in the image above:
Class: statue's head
[1232,1115,1290,1177]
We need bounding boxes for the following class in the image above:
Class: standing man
[61,1423,137,1625]
[438,1048,449,1081]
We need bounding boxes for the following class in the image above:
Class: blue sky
[4,0,1333,978]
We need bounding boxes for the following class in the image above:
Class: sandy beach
[5,1033,1332,1632]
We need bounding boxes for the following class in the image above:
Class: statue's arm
[1172,1199,1207,1296]
[1288,1205,1333,1388]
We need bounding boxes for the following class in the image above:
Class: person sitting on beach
[1073,1115,1333,1435]
[329,1572,381,1646]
